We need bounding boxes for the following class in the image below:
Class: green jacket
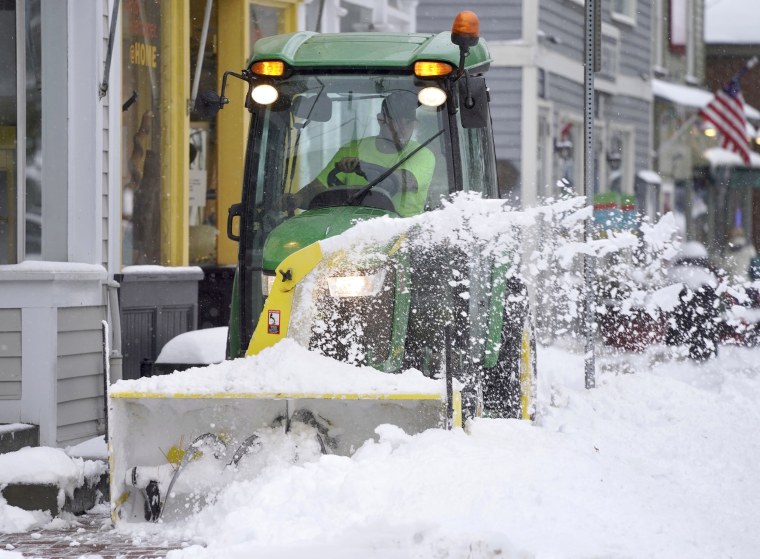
[315,137,435,217]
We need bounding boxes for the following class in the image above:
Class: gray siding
[539,1,585,63]
[488,67,523,173]
[605,95,651,172]
[417,0,522,42]
[616,1,652,79]
[0,309,22,400]
[56,306,106,445]
[546,72,583,113]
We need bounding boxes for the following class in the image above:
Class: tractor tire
[484,284,538,420]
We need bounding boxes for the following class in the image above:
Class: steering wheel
[326,161,401,197]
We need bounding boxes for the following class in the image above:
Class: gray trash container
[115,266,204,380]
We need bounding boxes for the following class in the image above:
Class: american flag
[699,64,755,166]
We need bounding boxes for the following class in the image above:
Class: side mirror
[458,77,489,129]
[194,90,225,120]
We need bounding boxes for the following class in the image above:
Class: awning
[702,147,760,169]
[653,79,760,121]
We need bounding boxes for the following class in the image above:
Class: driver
[289,90,435,217]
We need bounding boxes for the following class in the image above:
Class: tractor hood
[262,206,393,271]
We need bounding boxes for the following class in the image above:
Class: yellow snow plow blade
[109,389,461,523]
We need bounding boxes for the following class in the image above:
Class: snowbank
[0,448,107,535]
[108,344,760,558]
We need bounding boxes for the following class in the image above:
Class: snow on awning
[653,79,760,121]
[636,169,661,185]
[702,147,760,169]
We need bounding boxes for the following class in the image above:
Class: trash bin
[115,266,204,380]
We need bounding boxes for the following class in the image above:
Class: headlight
[327,270,387,298]
[417,86,447,107]
[251,84,279,105]
[261,272,276,296]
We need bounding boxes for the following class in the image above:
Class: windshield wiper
[347,129,445,206]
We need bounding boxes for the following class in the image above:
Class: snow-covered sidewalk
[2,342,759,558]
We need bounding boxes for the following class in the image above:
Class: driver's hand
[335,157,361,174]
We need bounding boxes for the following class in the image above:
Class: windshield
[248,74,453,228]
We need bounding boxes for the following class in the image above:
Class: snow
[156,327,228,365]
[0,424,34,435]
[705,0,760,45]
[112,339,447,397]
[0,261,106,281]
[652,79,760,120]
[0,448,107,534]
[703,146,760,168]
[4,197,760,555]
[120,265,204,276]
[65,435,108,461]
[636,169,661,184]
[100,343,760,558]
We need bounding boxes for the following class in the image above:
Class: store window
[250,3,287,46]
[122,0,188,266]
[0,0,42,265]
[122,0,162,265]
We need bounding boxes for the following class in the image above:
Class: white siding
[56,306,106,446]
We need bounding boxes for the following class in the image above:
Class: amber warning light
[251,60,285,77]
[451,11,480,48]
[414,61,454,77]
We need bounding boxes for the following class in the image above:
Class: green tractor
[109,12,537,524]
[213,11,537,419]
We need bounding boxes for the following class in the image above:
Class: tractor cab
[206,14,499,357]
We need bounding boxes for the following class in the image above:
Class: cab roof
[247,31,491,73]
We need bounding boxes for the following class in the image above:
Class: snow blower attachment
[110,386,459,523]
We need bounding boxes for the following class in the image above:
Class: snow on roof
[637,169,662,184]
[705,0,760,44]
[653,79,760,120]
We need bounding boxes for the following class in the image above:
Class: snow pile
[96,343,760,558]
[0,447,105,491]
[65,435,108,461]
[0,447,107,534]
[156,326,228,365]
[112,339,447,396]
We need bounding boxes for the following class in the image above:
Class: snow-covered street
[4,340,759,558]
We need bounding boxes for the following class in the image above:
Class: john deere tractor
[212,11,535,414]
[109,12,536,524]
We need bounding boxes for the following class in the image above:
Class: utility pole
[583,0,601,390]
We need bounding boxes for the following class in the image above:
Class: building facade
[0,1,117,446]
[419,0,654,209]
